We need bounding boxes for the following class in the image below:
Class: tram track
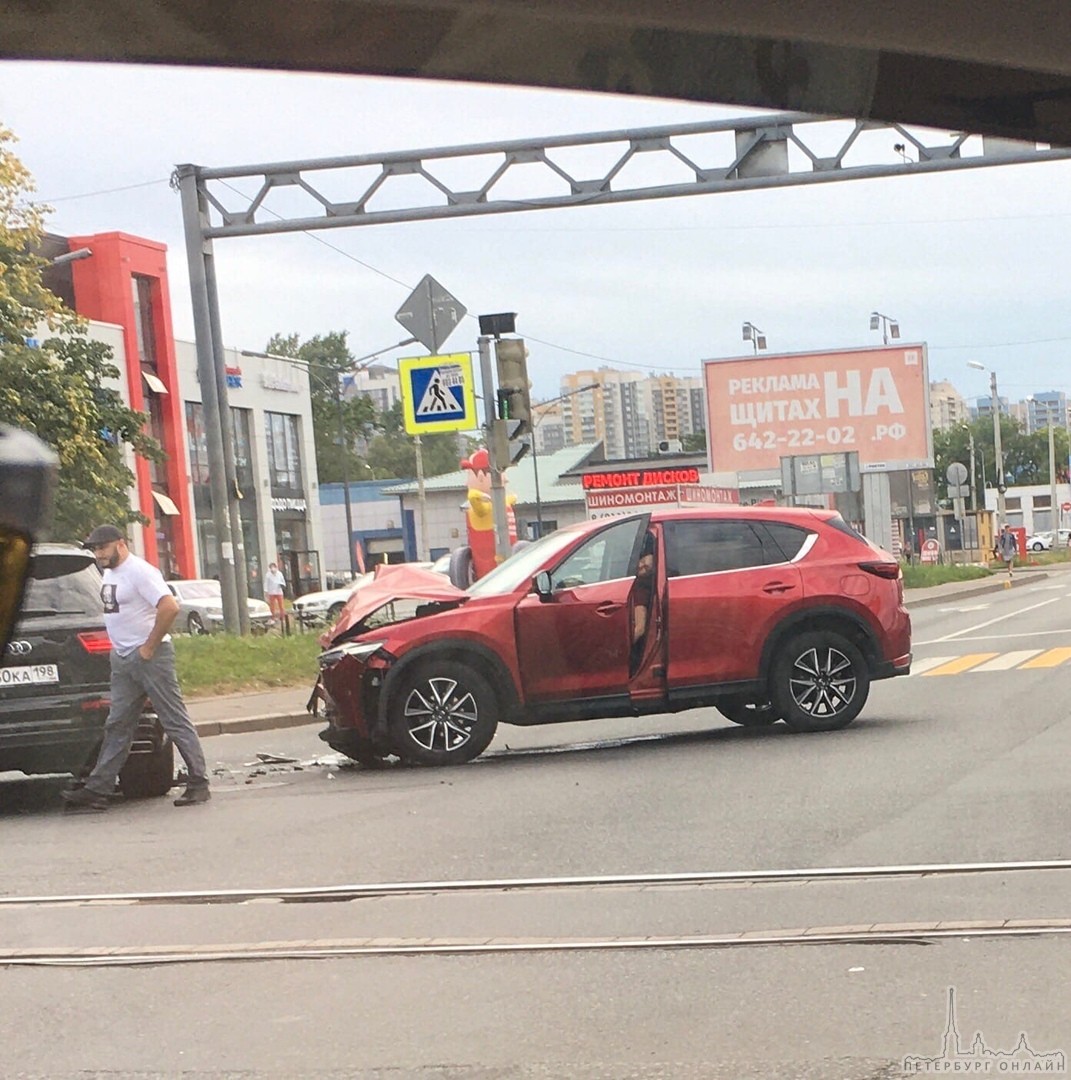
[3,857,1071,909]
[3,919,1070,968]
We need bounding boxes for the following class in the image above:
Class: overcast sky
[2,60,1070,402]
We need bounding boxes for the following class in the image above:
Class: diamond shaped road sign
[395,274,467,354]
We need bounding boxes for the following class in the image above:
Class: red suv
[314,508,911,766]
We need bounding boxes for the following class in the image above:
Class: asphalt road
[3,576,1071,1078]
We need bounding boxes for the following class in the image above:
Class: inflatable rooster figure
[449,448,517,586]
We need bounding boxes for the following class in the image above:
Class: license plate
[0,664,60,686]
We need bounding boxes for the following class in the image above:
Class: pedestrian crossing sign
[399,352,478,435]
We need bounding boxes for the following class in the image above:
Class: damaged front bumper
[312,639,393,760]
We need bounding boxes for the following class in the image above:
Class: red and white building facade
[46,230,323,594]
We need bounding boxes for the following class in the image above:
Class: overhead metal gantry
[191,111,1071,238]
[177,111,1071,631]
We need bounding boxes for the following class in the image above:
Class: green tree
[365,400,468,479]
[264,331,376,485]
[0,125,161,541]
[682,430,707,453]
[267,333,471,482]
[933,415,1069,498]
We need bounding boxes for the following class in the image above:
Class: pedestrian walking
[264,561,287,622]
[997,522,1019,580]
[61,525,210,811]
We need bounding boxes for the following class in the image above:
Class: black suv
[0,543,173,797]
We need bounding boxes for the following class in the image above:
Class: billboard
[703,345,932,474]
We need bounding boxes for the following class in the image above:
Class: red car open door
[514,516,647,704]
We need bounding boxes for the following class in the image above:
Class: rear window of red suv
[663,519,811,576]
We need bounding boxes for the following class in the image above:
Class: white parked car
[168,579,274,635]
[293,558,452,627]
[293,572,375,627]
[1026,529,1070,551]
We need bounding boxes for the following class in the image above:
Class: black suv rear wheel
[771,630,870,732]
[119,739,175,798]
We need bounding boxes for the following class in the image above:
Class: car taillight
[77,630,113,654]
[858,561,901,580]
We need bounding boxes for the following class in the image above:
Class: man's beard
[98,551,121,570]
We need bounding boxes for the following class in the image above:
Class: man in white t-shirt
[264,562,286,621]
[61,524,210,811]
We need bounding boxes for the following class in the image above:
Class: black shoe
[60,786,110,812]
[173,783,211,807]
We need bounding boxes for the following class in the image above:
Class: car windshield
[465,526,591,597]
[20,556,103,619]
[175,580,221,600]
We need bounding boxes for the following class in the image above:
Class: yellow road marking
[921,653,999,677]
[1019,647,1071,669]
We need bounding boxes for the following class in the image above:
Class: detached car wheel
[448,547,476,589]
[715,695,780,727]
[188,612,206,635]
[388,661,498,765]
[119,739,175,798]
[771,631,870,733]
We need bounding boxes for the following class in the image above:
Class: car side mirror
[533,571,553,600]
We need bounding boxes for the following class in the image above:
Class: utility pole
[414,434,428,561]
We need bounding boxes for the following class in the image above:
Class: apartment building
[1023,391,1068,434]
[559,368,705,458]
[928,379,969,431]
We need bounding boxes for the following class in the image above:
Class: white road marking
[937,605,991,613]
[916,629,1071,645]
[928,596,1063,643]
[909,656,960,675]
[969,650,1044,672]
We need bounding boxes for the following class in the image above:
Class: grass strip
[174,631,323,698]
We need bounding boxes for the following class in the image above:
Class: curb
[904,572,1049,608]
[194,712,318,738]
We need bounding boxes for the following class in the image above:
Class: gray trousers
[85,642,208,795]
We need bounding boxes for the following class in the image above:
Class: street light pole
[1049,418,1058,536]
[968,428,977,512]
[742,322,767,354]
[968,362,1006,530]
[334,376,357,576]
[529,382,600,537]
[990,370,1006,528]
[869,311,900,345]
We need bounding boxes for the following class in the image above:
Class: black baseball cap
[83,524,125,548]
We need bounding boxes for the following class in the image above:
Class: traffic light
[491,418,531,468]
[494,337,531,435]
